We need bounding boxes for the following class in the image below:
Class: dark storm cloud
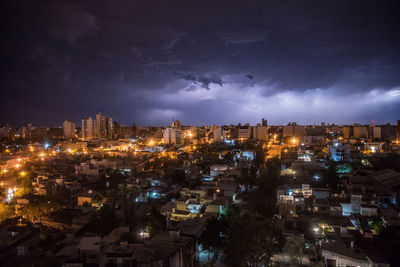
[174,72,224,90]
[1,0,400,126]
[41,1,97,43]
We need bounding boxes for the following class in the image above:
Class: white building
[163,127,180,144]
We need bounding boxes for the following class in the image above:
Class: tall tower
[397,120,400,140]
[262,118,268,127]
[172,120,181,129]
[82,117,96,140]
[63,120,75,140]
[96,112,113,139]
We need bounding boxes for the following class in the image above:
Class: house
[0,226,40,261]
[77,194,93,206]
[321,240,369,267]
[204,198,228,215]
[360,204,378,217]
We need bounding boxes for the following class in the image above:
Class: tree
[254,146,265,168]
[246,159,281,217]
[282,235,305,266]
[15,172,33,197]
[0,187,5,199]
[0,203,15,222]
[165,168,186,187]
[144,206,166,236]
[264,157,281,179]
[200,216,226,261]
[223,212,279,267]
[50,185,71,206]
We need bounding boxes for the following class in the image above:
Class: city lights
[7,187,17,200]
[0,1,398,263]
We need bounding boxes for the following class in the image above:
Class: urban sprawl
[1,113,400,266]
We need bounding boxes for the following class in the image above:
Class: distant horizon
[2,118,398,129]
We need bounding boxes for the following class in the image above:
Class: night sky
[1,0,400,127]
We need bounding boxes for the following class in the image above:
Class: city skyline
[1,2,400,266]
[1,116,399,128]
[1,1,400,126]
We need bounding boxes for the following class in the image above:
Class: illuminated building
[213,126,226,142]
[282,122,307,137]
[238,126,251,140]
[252,126,267,140]
[328,140,351,162]
[163,127,180,144]
[368,124,381,139]
[63,120,75,140]
[342,126,351,139]
[82,117,96,140]
[397,120,400,140]
[96,112,113,139]
[353,125,367,138]
[171,119,181,129]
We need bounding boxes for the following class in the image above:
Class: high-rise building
[163,127,179,144]
[112,121,127,139]
[368,124,381,140]
[353,126,367,138]
[282,123,307,137]
[63,120,75,140]
[96,112,113,139]
[381,123,396,139]
[342,126,351,139]
[397,120,400,140]
[252,126,267,140]
[213,126,226,142]
[238,126,251,140]
[262,118,268,127]
[82,117,96,140]
[172,120,181,129]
